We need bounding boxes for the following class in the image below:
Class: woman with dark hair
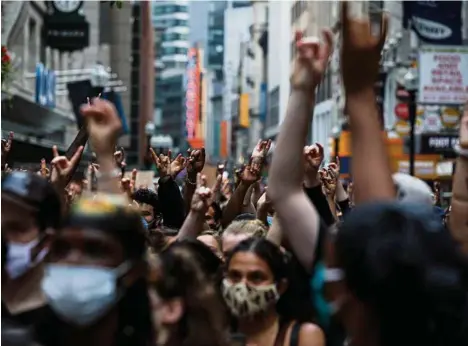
[223,237,324,346]
[148,240,229,346]
[34,194,153,346]
[332,202,468,346]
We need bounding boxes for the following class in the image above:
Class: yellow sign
[395,120,410,136]
[239,93,250,128]
[441,107,460,129]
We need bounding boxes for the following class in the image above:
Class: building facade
[1,1,132,166]
[151,0,190,73]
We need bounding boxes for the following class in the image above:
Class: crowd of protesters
[2,5,468,346]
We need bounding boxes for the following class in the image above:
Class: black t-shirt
[1,302,47,328]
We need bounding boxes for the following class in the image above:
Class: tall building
[151,1,190,73]
[151,1,190,151]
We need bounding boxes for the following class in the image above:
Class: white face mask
[6,238,48,279]
[41,262,131,326]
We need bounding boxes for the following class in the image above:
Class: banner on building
[418,46,468,105]
[220,120,228,158]
[403,1,462,45]
[185,48,201,142]
[239,93,250,128]
[35,63,56,109]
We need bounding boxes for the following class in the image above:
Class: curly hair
[223,219,268,238]
[151,241,229,346]
[132,188,159,211]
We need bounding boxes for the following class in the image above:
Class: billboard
[185,48,201,142]
[418,46,468,105]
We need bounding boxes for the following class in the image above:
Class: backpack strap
[289,322,301,346]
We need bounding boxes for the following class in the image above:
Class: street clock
[52,0,83,14]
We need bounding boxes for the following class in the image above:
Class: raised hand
[150,149,171,178]
[186,148,206,174]
[114,147,126,168]
[121,169,137,198]
[170,153,187,178]
[1,131,14,155]
[50,145,84,189]
[217,160,227,176]
[319,168,337,196]
[304,143,324,173]
[190,173,221,213]
[40,158,50,178]
[241,164,260,185]
[327,157,340,179]
[80,98,122,156]
[340,1,388,94]
[291,29,333,95]
[251,139,271,172]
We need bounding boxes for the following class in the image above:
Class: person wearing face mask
[132,188,162,230]
[34,194,153,346]
[1,171,62,327]
[223,237,325,346]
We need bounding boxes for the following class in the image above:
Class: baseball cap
[392,173,433,207]
[64,193,147,259]
[2,171,62,231]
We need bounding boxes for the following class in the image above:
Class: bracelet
[185,177,196,185]
[96,168,121,181]
[454,143,468,158]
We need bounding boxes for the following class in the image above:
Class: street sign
[395,103,409,120]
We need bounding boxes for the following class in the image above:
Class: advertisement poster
[418,46,468,105]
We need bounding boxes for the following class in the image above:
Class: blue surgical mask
[41,262,131,326]
[310,261,345,327]
[266,216,273,226]
[6,238,48,279]
[141,217,149,230]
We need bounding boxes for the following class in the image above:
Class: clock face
[52,0,82,13]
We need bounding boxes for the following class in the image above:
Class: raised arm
[449,104,468,254]
[340,2,394,204]
[80,98,123,195]
[268,30,333,272]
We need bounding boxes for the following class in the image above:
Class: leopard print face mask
[222,279,279,318]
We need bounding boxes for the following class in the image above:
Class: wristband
[185,177,196,185]
[96,168,121,181]
[454,143,468,158]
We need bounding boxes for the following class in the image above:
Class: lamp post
[144,122,155,169]
[397,68,419,176]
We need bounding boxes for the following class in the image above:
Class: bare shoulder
[298,323,325,346]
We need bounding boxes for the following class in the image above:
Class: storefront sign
[441,107,461,128]
[422,112,442,132]
[397,160,436,178]
[395,103,409,120]
[420,134,459,154]
[403,1,462,45]
[418,46,468,105]
[35,63,56,108]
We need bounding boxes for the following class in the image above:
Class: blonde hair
[223,219,268,238]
